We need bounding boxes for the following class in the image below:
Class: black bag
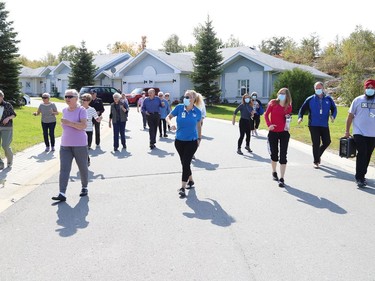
[339,137,356,158]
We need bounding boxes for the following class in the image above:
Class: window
[26,82,31,88]
[238,80,249,96]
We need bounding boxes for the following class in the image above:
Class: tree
[58,45,79,62]
[0,2,21,105]
[107,41,142,57]
[162,34,185,53]
[190,16,223,104]
[273,68,315,114]
[259,36,291,56]
[68,41,96,91]
[339,62,365,106]
[222,34,243,48]
[317,37,345,76]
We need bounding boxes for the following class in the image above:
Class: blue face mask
[244,98,250,103]
[278,94,286,101]
[365,88,375,97]
[251,96,257,100]
[315,89,323,95]
[183,98,191,106]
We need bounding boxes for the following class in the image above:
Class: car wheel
[20,98,26,106]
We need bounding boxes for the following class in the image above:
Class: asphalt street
[0,100,374,281]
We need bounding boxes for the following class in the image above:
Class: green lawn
[207,104,374,164]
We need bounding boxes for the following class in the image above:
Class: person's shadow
[284,185,347,214]
[29,151,56,162]
[183,189,235,227]
[191,159,219,170]
[70,170,105,182]
[53,196,89,237]
[148,147,174,158]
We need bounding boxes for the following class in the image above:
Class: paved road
[0,101,375,281]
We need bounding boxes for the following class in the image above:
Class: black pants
[238,118,251,149]
[159,118,167,136]
[175,139,198,182]
[41,122,56,147]
[147,113,160,145]
[93,119,101,146]
[267,131,290,164]
[252,114,260,130]
[309,126,331,164]
[86,131,93,148]
[354,134,375,181]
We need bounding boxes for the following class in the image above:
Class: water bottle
[284,114,292,131]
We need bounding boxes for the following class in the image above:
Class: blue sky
[3,0,374,60]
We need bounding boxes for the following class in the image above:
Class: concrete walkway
[0,103,374,281]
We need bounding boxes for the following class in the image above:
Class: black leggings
[267,131,290,164]
[41,122,56,147]
[238,118,251,148]
[175,139,198,182]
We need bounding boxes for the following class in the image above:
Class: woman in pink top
[52,89,88,202]
[264,88,292,187]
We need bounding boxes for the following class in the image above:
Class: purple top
[61,106,88,146]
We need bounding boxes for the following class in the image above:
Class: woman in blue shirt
[166,90,202,198]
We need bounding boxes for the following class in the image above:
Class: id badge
[319,109,322,114]
[181,112,186,118]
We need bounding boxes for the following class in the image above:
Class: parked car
[125,87,160,105]
[21,94,31,105]
[79,86,121,104]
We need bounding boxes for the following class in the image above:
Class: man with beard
[345,79,375,188]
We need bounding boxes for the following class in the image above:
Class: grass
[206,104,374,164]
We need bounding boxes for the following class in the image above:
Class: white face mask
[251,96,257,100]
[315,89,323,95]
[244,98,250,103]
[278,94,286,101]
[183,98,190,106]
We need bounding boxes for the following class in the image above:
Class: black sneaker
[178,187,186,198]
[150,144,156,149]
[272,172,279,181]
[356,179,366,188]
[237,149,243,155]
[52,194,66,201]
[186,181,195,189]
[80,188,88,197]
[245,146,252,152]
[163,134,168,137]
[278,178,285,188]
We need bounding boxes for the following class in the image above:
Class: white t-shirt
[348,95,375,137]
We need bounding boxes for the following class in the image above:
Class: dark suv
[79,86,121,103]
[125,87,160,105]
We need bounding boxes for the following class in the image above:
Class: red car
[125,87,160,105]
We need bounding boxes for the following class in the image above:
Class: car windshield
[130,88,144,94]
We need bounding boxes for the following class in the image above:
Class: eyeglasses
[42,97,49,99]
[64,95,76,99]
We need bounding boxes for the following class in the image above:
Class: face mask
[278,94,286,101]
[252,96,257,100]
[315,89,323,95]
[183,98,190,106]
[244,98,250,103]
[365,88,375,97]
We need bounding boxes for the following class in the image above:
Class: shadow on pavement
[70,170,105,182]
[29,151,56,162]
[148,148,174,158]
[183,189,235,227]
[284,185,347,214]
[54,196,89,237]
[191,158,219,170]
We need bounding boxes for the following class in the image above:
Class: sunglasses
[64,95,76,99]
[42,97,49,99]
[184,96,191,99]
[81,99,89,102]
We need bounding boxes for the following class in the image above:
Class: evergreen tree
[68,41,96,91]
[190,16,223,104]
[0,2,21,105]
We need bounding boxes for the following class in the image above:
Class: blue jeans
[112,121,126,149]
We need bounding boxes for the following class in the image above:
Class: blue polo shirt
[171,104,201,141]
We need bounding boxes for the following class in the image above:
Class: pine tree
[191,16,223,104]
[0,2,21,105]
[68,41,96,91]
